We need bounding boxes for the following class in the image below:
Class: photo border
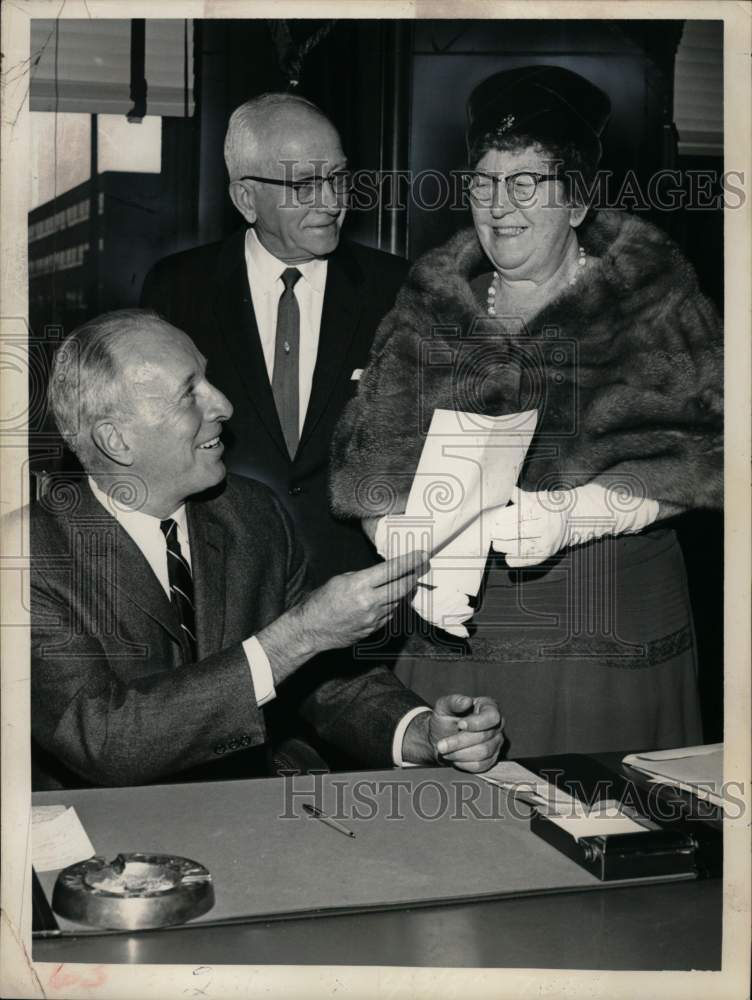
[2,2,749,997]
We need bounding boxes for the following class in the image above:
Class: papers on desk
[481,761,582,814]
[485,748,729,823]
[32,804,95,872]
[481,762,651,838]
[622,743,726,810]
[543,804,649,841]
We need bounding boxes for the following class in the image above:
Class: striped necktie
[160,518,198,663]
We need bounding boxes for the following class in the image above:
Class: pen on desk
[302,803,356,838]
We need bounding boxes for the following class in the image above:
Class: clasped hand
[404,693,504,773]
[430,693,504,772]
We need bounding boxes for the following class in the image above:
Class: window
[674,21,723,157]
[30,19,194,118]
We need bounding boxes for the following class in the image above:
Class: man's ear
[91,420,133,467]
[228,180,257,225]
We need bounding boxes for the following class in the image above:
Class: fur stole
[330,210,723,518]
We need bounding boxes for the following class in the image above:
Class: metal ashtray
[52,852,214,929]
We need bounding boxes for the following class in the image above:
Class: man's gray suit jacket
[30,474,424,789]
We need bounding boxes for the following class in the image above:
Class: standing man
[142,93,407,586]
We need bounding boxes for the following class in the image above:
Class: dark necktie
[272,267,302,459]
[160,518,197,663]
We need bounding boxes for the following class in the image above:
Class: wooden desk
[31,761,722,970]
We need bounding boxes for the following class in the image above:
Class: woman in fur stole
[330,66,723,758]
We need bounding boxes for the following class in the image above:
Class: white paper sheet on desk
[32,804,95,872]
[481,764,652,836]
[544,804,649,841]
[623,743,725,808]
[396,407,538,598]
[481,761,585,815]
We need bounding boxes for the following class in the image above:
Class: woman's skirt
[392,528,703,758]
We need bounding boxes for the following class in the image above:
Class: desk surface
[33,878,721,969]
[31,758,722,970]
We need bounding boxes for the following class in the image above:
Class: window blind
[674,20,723,157]
[30,19,194,118]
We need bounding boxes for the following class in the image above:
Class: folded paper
[622,743,726,810]
[379,408,538,630]
[32,805,95,873]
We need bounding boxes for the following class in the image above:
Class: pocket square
[351,369,363,381]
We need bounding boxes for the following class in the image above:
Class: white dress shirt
[87,479,429,764]
[245,227,327,434]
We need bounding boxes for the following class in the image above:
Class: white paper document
[481,763,653,838]
[481,761,585,815]
[544,803,650,841]
[623,743,726,809]
[32,804,95,872]
[380,408,537,631]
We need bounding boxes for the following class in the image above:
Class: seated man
[26,309,503,788]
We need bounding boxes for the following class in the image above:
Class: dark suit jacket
[141,231,409,587]
[29,474,424,789]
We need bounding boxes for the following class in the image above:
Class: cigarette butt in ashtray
[52,852,214,929]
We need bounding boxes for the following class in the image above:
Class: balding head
[49,308,170,468]
[224,92,348,263]
[224,93,334,181]
[50,308,234,515]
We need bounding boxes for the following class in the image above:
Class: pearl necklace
[486,245,587,317]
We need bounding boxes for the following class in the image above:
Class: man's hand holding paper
[261,550,430,686]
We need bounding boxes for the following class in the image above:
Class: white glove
[373,515,435,562]
[412,582,474,639]
[488,483,660,568]
[374,518,479,636]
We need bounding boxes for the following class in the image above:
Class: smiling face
[114,323,233,516]
[230,107,347,263]
[470,144,586,284]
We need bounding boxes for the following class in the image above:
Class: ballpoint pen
[302,803,356,838]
